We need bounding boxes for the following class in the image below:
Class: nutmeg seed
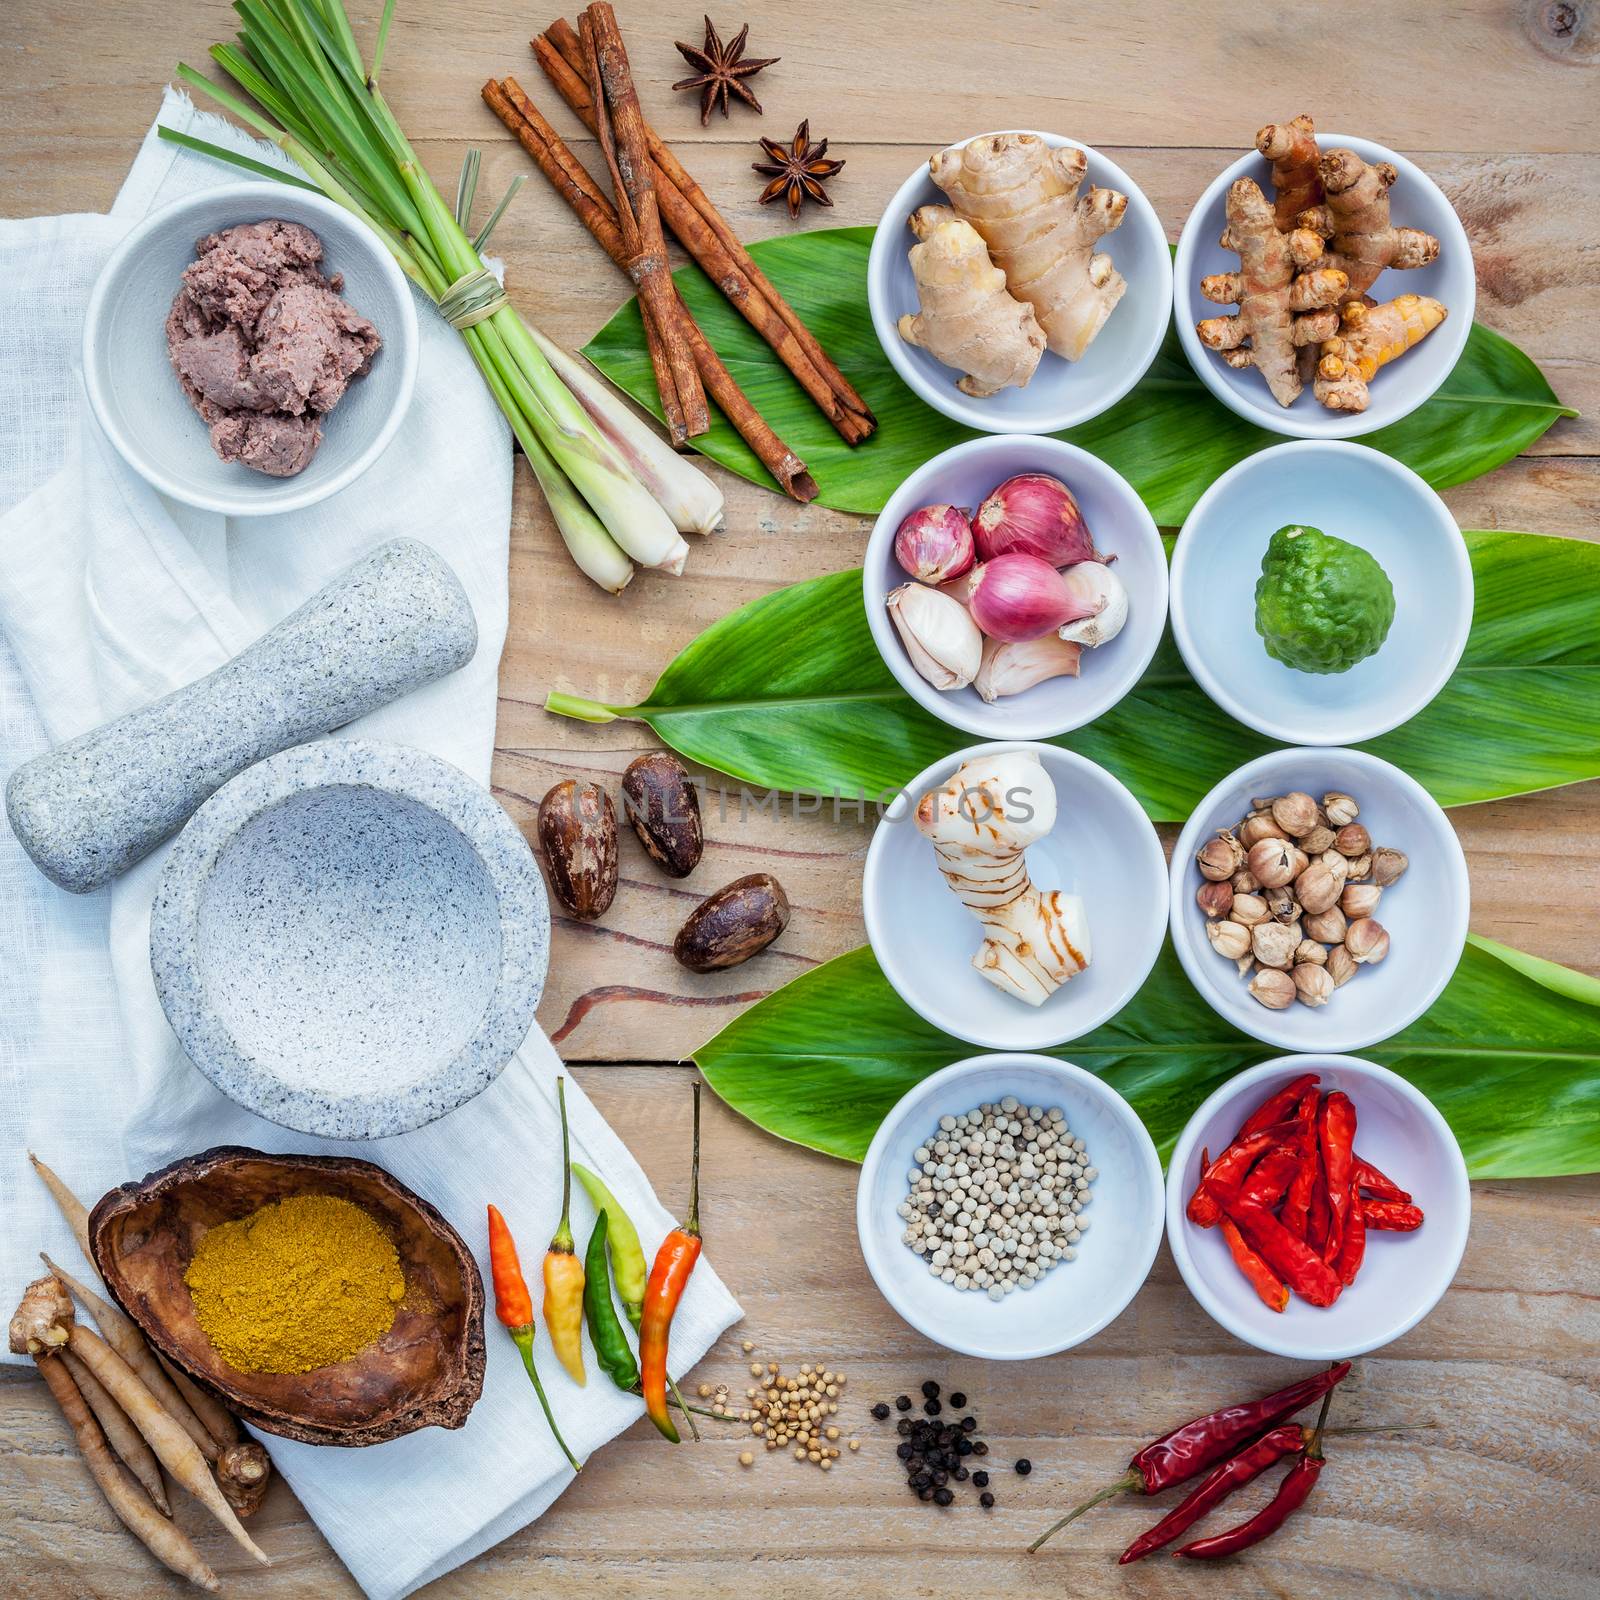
[538,779,618,920]
[621,752,704,878]
[675,873,791,972]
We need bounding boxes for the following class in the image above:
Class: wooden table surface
[3,2,1598,1595]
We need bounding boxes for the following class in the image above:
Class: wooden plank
[3,1069,1597,1598]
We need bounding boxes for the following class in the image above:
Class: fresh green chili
[573,1163,647,1327]
[582,1211,640,1392]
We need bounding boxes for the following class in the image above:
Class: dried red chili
[1280,1088,1322,1240]
[1028,1363,1350,1550]
[1219,1215,1288,1313]
[1227,1201,1343,1307]
[1360,1198,1425,1231]
[1318,1092,1357,1267]
[1119,1423,1303,1563]
[1186,1121,1301,1228]
[1354,1156,1411,1203]
[1238,1072,1319,1138]
[1175,1389,1335,1560]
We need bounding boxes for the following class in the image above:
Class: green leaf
[545,531,1600,821]
[692,935,1600,1179]
[582,227,1575,524]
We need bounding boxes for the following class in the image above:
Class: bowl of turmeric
[88,1147,485,1446]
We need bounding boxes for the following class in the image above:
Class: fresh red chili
[1175,1389,1334,1560]
[1238,1073,1319,1138]
[638,1080,703,1444]
[486,1204,582,1472]
[1360,1197,1425,1231]
[1227,1201,1343,1307]
[1028,1362,1350,1551]
[1219,1215,1288,1313]
[1119,1423,1303,1563]
[1318,1092,1357,1267]
[1354,1156,1411,1203]
[1186,1121,1301,1228]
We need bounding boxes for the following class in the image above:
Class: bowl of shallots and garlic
[867,130,1171,434]
[863,741,1167,1052]
[863,435,1167,741]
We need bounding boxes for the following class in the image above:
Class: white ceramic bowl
[1166,1054,1470,1359]
[858,1054,1164,1359]
[1169,748,1469,1053]
[864,435,1167,741]
[867,131,1172,434]
[83,182,418,517]
[1173,134,1474,438]
[1171,442,1472,745]
[864,741,1167,1051]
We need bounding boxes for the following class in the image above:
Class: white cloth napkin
[0,90,739,1599]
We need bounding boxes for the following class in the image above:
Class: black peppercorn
[979,1491,995,1509]
[895,1395,912,1411]
[932,1469,948,1487]
[1015,1458,1032,1476]
[955,1437,973,1456]
[934,1487,955,1507]
[960,1415,977,1432]
[972,1470,989,1488]
[896,1418,911,1436]
[973,1440,989,1456]
[923,1398,941,1416]
[918,1486,935,1502]
[921,1380,940,1399]
[949,1391,967,1409]
[896,1442,913,1461]
[871,1402,890,1420]
[953,1465,969,1482]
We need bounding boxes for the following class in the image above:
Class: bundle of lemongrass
[162,0,722,594]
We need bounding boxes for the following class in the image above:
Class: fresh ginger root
[930,133,1127,361]
[1299,149,1440,300]
[1197,178,1349,407]
[913,749,1090,1006]
[1314,293,1447,411]
[1257,114,1322,230]
[898,205,1045,397]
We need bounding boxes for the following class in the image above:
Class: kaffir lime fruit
[1253,524,1396,674]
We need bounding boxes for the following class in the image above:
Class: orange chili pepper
[486,1202,582,1472]
[1219,1215,1289,1313]
[638,1080,703,1443]
[543,1077,587,1387]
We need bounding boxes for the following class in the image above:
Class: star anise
[672,16,779,125]
[752,121,844,220]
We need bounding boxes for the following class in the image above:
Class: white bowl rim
[81,181,420,518]
[858,1051,1166,1359]
[867,129,1174,435]
[863,433,1169,740]
[1171,133,1475,440]
[864,738,1169,1050]
[1166,746,1470,1052]
[1169,440,1473,745]
[1164,1052,1472,1360]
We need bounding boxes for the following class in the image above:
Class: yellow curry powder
[184,1194,405,1374]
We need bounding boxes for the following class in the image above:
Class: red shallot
[969,553,1098,643]
[894,505,975,585]
[973,474,1100,566]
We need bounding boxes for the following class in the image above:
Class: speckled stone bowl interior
[151,740,548,1138]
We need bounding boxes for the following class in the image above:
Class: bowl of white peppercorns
[856,1053,1163,1360]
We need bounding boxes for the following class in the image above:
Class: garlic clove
[886,582,983,691]
[973,633,1082,702]
[1056,561,1129,648]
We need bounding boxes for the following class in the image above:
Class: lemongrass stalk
[527,326,724,537]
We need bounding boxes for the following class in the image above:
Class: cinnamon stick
[533,20,875,446]
[579,4,708,442]
[484,78,817,502]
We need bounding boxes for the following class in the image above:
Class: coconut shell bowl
[88,1147,485,1446]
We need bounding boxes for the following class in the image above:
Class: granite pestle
[5,539,478,894]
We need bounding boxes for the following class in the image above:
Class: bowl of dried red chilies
[1166,1055,1469,1359]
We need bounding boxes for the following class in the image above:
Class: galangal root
[1197,178,1348,407]
[1315,294,1448,412]
[914,749,1090,1006]
[898,206,1045,397]
[931,133,1127,361]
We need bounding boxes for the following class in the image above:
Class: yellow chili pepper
[542,1077,586,1386]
